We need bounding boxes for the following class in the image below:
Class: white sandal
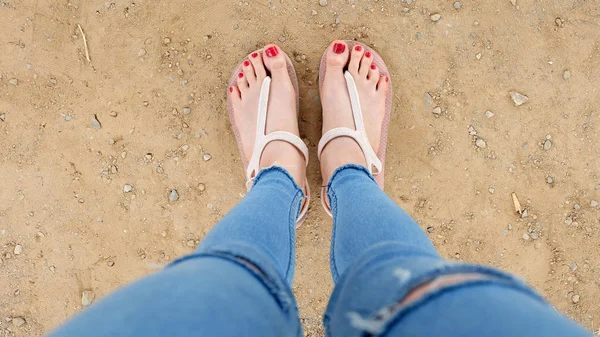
[227,49,310,226]
[317,41,393,216]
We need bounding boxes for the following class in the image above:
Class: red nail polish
[265,46,278,58]
[243,60,250,66]
[370,64,376,70]
[251,52,258,58]
[333,42,346,54]
[354,45,362,52]
[229,87,233,93]
[365,51,372,58]
[385,77,389,82]
[238,72,244,78]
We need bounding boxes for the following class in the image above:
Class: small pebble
[183,107,191,115]
[522,233,530,240]
[169,189,179,202]
[569,262,577,271]
[145,38,152,45]
[9,78,18,85]
[510,91,529,106]
[198,183,206,191]
[163,37,171,45]
[138,48,147,57]
[596,184,600,190]
[432,106,442,116]
[572,294,580,304]
[591,200,599,208]
[574,204,581,210]
[109,111,118,117]
[91,115,102,129]
[430,14,441,22]
[65,115,72,121]
[543,139,552,150]
[279,36,286,42]
[187,240,196,247]
[82,290,95,306]
[476,52,482,60]
[488,187,495,194]
[319,0,327,6]
[311,9,317,15]
[156,166,164,174]
[530,232,539,240]
[0,113,6,121]
[123,184,133,193]
[14,244,23,255]
[546,177,553,184]
[107,260,115,267]
[203,153,212,161]
[475,138,487,149]
[12,317,26,327]
[233,24,239,30]
[485,110,494,118]
[335,17,341,24]
[453,1,461,9]
[563,70,571,80]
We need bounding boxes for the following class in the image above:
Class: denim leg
[49,166,304,337]
[324,165,592,337]
[327,164,437,282]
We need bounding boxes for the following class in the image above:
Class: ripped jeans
[49,165,592,337]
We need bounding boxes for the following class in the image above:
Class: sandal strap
[245,76,310,225]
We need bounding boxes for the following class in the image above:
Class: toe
[249,51,267,80]
[229,84,241,101]
[242,59,257,84]
[262,44,287,73]
[348,44,364,74]
[376,75,389,93]
[325,40,349,69]
[367,63,379,82]
[236,71,249,91]
[359,50,373,77]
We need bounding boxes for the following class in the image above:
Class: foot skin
[320,40,389,185]
[229,44,306,190]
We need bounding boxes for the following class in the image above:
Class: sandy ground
[1,0,600,336]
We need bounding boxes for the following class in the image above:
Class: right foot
[319,40,390,185]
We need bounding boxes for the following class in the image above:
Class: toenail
[333,42,346,54]
[385,76,389,82]
[238,72,244,78]
[251,52,258,58]
[354,45,362,52]
[229,87,233,93]
[365,51,371,58]
[371,64,376,70]
[265,46,278,58]
[243,60,250,66]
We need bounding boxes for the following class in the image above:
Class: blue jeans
[49,165,591,337]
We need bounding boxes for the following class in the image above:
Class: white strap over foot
[317,71,382,216]
[246,77,310,224]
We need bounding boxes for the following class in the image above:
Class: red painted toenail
[251,52,258,58]
[229,87,233,93]
[385,76,389,82]
[355,45,362,52]
[238,72,244,78]
[371,64,376,70]
[365,51,371,58]
[333,43,346,54]
[243,60,250,66]
[265,46,278,58]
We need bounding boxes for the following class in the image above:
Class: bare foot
[320,40,389,185]
[229,44,306,189]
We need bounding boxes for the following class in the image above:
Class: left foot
[228,44,306,189]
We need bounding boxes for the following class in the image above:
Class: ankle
[260,141,306,190]
[320,137,366,185]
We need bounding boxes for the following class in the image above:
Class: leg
[319,40,592,337]
[49,167,303,337]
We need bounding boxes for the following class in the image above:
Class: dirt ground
[1,0,599,336]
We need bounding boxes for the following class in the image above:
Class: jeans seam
[329,187,341,282]
[284,188,303,282]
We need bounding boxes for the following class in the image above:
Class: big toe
[262,44,287,73]
[325,40,349,68]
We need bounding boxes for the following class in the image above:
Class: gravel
[546,177,553,184]
[486,110,494,118]
[475,138,487,148]
[453,1,461,9]
[12,317,26,327]
[82,290,95,306]
[572,294,580,303]
[592,200,599,208]
[510,91,529,106]
[0,113,5,121]
[432,106,442,116]
[14,244,22,255]
[203,153,212,161]
[319,0,327,6]
[91,115,102,129]
[9,78,18,85]
[169,189,179,201]
[563,70,571,80]
[543,139,552,150]
[183,107,191,115]
[123,184,133,193]
[430,14,441,22]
